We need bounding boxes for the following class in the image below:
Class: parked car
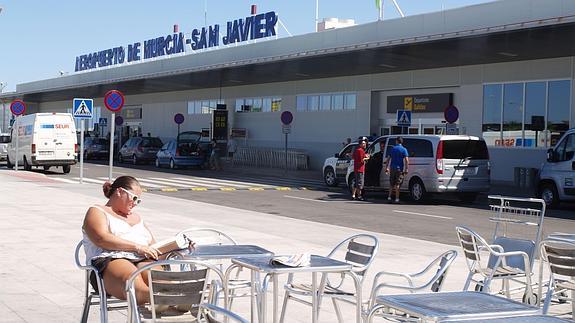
[118,137,163,164]
[538,128,575,207]
[0,133,9,162]
[345,135,491,202]
[156,138,209,169]
[322,142,358,186]
[83,137,109,160]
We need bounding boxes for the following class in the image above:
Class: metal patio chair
[198,303,248,323]
[174,228,252,310]
[74,241,128,323]
[279,233,379,323]
[126,259,225,323]
[456,226,536,304]
[365,250,458,321]
[540,239,575,319]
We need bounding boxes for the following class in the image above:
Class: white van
[538,128,575,207]
[6,113,77,173]
[346,135,491,202]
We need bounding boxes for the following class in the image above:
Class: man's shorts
[389,169,405,187]
[354,172,365,189]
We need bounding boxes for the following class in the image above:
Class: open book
[151,233,190,255]
[270,253,311,267]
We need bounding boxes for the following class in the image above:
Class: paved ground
[0,168,572,322]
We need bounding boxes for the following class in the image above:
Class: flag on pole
[375,0,382,10]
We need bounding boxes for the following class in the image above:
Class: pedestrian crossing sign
[397,109,411,126]
[73,98,93,119]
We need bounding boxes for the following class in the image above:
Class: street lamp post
[0,82,6,132]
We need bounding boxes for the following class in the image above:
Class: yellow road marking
[160,188,178,192]
[275,187,291,191]
[191,187,208,191]
[220,187,236,191]
[248,187,265,191]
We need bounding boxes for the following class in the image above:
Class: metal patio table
[366,291,540,322]
[183,244,274,260]
[226,255,361,323]
[443,315,573,322]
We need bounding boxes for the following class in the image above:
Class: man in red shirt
[352,138,370,201]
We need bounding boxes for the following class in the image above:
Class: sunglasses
[119,187,142,205]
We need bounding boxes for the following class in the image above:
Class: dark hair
[396,137,403,144]
[103,176,141,198]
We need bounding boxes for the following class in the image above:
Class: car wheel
[132,154,138,165]
[23,156,32,171]
[409,178,426,202]
[155,158,161,168]
[539,182,559,208]
[323,167,338,187]
[43,166,51,171]
[6,156,13,169]
[458,192,478,204]
[169,158,177,169]
[62,165,71,174]
[118,153,124,163]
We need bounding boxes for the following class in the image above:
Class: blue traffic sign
[281,111,293,125]
[397,110,412,127]
[115,115,124,126]
[174,113,185,124]
[10,100,26,116]
[73,98,94,119]
[444,105,459,124]
[104,90,125,112]
[99,117,107,126]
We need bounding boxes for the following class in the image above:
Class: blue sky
[0,0,494,93]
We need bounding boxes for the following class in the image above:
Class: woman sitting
[82,175,159,304]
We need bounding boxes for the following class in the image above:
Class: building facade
[2,0,574,182]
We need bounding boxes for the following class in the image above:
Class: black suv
[83,137,109,160]
[118,137,163,164]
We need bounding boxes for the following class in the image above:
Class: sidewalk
[0,170,555,322]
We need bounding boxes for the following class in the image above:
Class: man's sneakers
[388,196,400,203]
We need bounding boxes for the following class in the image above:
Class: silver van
[538,128,575,207]
[345,135,491,202]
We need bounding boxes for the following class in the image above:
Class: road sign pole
[108,112,115,181]
[14,116,19,171]
[284,132,288,173]
[79,120,85,184]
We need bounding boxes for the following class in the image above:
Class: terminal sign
[75,11,278,72]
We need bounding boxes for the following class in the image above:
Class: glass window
[482,84,502,145]
[320,95,331,111]
[548,80,571,146]
[296,96,307,112]
[201,100,211,114]
[187,101,195,114]
[271,97,281,112]
[262,98,272,112]
[344,93,357,110]
[252,98,262,112]
[307,95,319,111]
[333,94,344,110]
[555,133,575,161]
[524,82,546,147]
[0,135,10,143]
[339,144,357,159]
[235,99,243,112]
[402,138,433,158]
[503,83,523,132]
[442,139,489,160]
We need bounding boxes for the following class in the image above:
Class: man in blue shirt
[384,137,409,203]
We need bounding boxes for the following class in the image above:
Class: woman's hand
[187,240,197,252]
[135,244,160,260]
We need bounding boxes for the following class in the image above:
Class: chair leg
[463,272,474,291]
[80,294,92,323]
[279,290,291,323]
[100,293,108,323]
[332,298,344,323]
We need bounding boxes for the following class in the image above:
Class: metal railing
[233,146,309,170]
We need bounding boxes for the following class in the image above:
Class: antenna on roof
[377,0,405,20]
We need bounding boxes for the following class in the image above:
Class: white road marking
[283,195,328,203]
[51,177,79,184]
[97,177,164,188]
[74,177,106,185]
[171,177,268,188]
[392,210,453,220]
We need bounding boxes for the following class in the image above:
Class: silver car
[0,133,10,161]
[538,128,575,207]
[346,135,491,202]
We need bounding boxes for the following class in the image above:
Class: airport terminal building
[1,0,574,182]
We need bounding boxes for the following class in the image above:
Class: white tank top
[82,205,153,261]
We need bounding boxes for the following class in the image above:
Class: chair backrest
[127,259,225,323]
[199,303,248,323]
[327,234,379,280]
[456,226,490,271]
[541,239,575,279]
[430,250,458,292]
[176,228,237,246]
